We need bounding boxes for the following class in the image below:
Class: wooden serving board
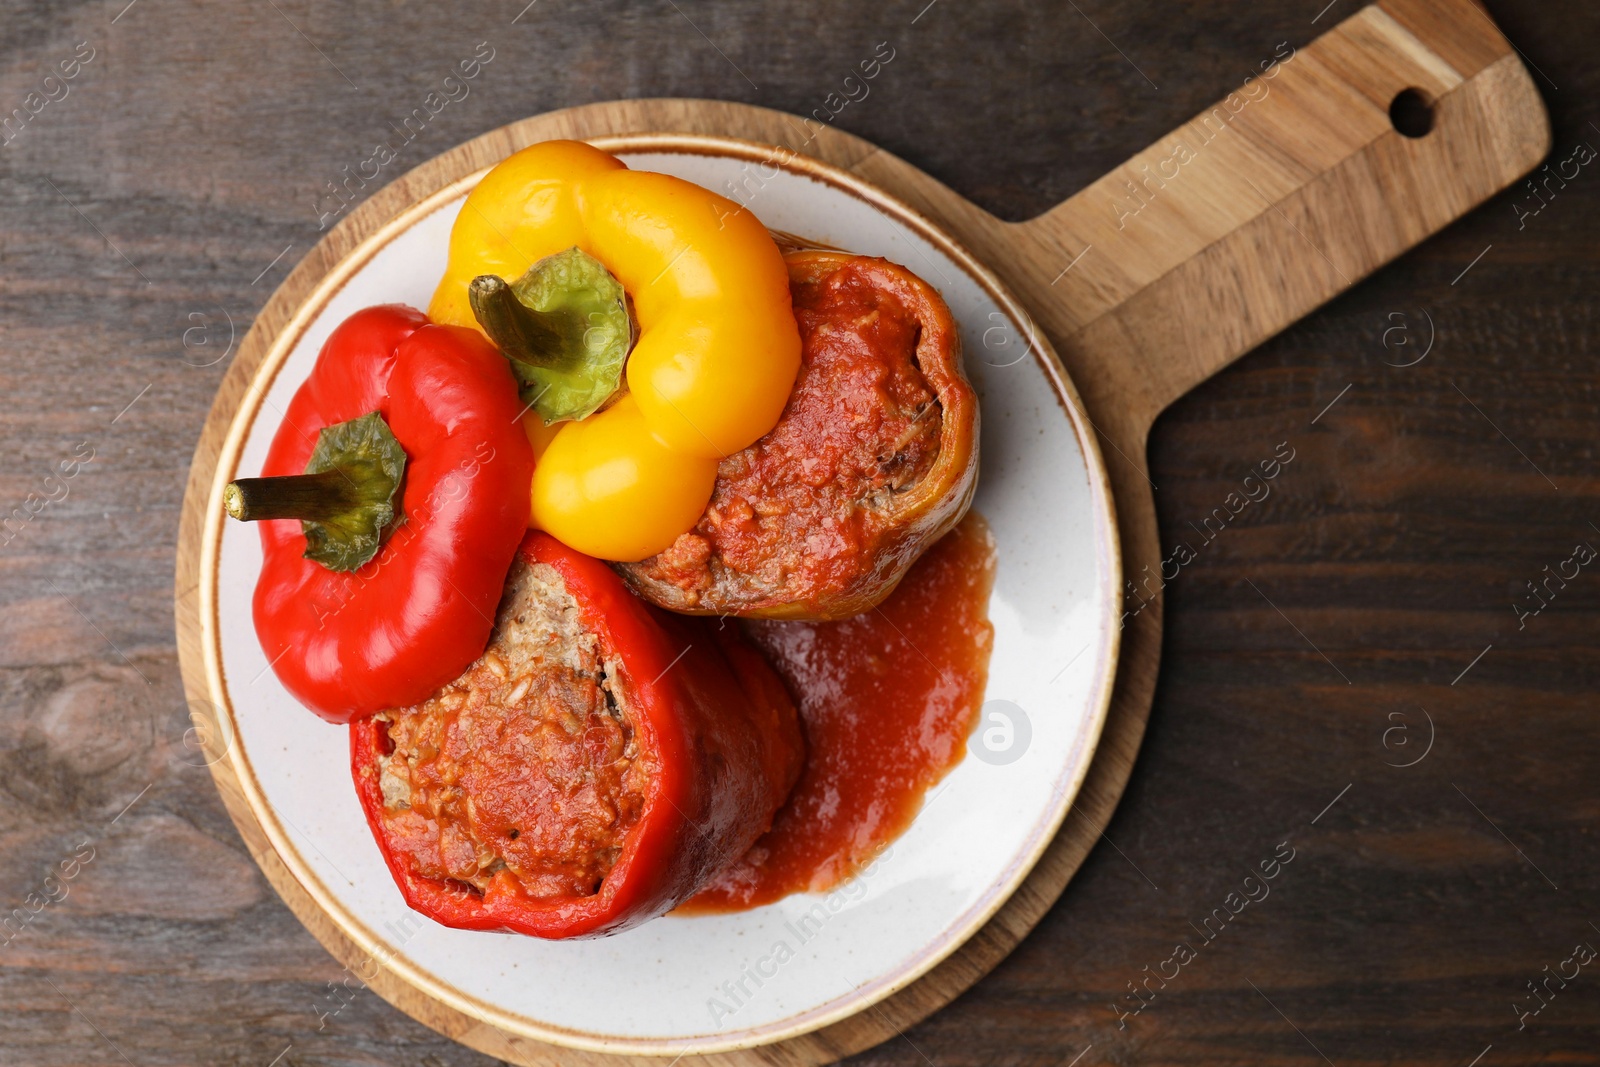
[173,1,1547,1062]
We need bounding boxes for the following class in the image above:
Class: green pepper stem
[469,274,584,372]
[225,410,406,573]
[224,470,373,522]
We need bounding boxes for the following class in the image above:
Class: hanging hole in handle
[1389,88,1435,138]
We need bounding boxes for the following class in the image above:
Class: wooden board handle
[991,0,1548,435]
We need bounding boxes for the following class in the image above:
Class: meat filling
[372,559,651,899]
[634,258,942,607]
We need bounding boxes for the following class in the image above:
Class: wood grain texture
[172,2,1547,1061]
[168,4,1542,1062]
[0,0,1594,1065]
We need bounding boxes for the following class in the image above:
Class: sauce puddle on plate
[680,512,997,913]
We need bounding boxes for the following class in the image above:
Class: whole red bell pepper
[226,305,535,723]
[350,531,805,939]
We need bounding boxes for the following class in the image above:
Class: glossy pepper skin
[350,531,805,939]
[252,306,534,723]
[618,252,980,621]
[428,139,801,561]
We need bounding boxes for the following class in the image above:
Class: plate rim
[192,131,1124,1055]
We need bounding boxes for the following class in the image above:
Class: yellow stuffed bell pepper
[429,139,800,561]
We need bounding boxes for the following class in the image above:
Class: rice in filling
[372,560,651,899]
[633,259,942,606]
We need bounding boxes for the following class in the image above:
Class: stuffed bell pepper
[430,138,801,563]
[224,305,535,723]
[350,531,804,938]
[618,251,979,620]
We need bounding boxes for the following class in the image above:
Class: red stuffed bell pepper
[225,305,534,723]
[350,531,805,938]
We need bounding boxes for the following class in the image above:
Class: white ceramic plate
[200,138,1121,1055]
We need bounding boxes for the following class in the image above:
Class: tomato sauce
[631,254,944,609]
[680,512,997,912]
[371,560,650,901]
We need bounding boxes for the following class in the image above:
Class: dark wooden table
[1,1,1595,1064]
